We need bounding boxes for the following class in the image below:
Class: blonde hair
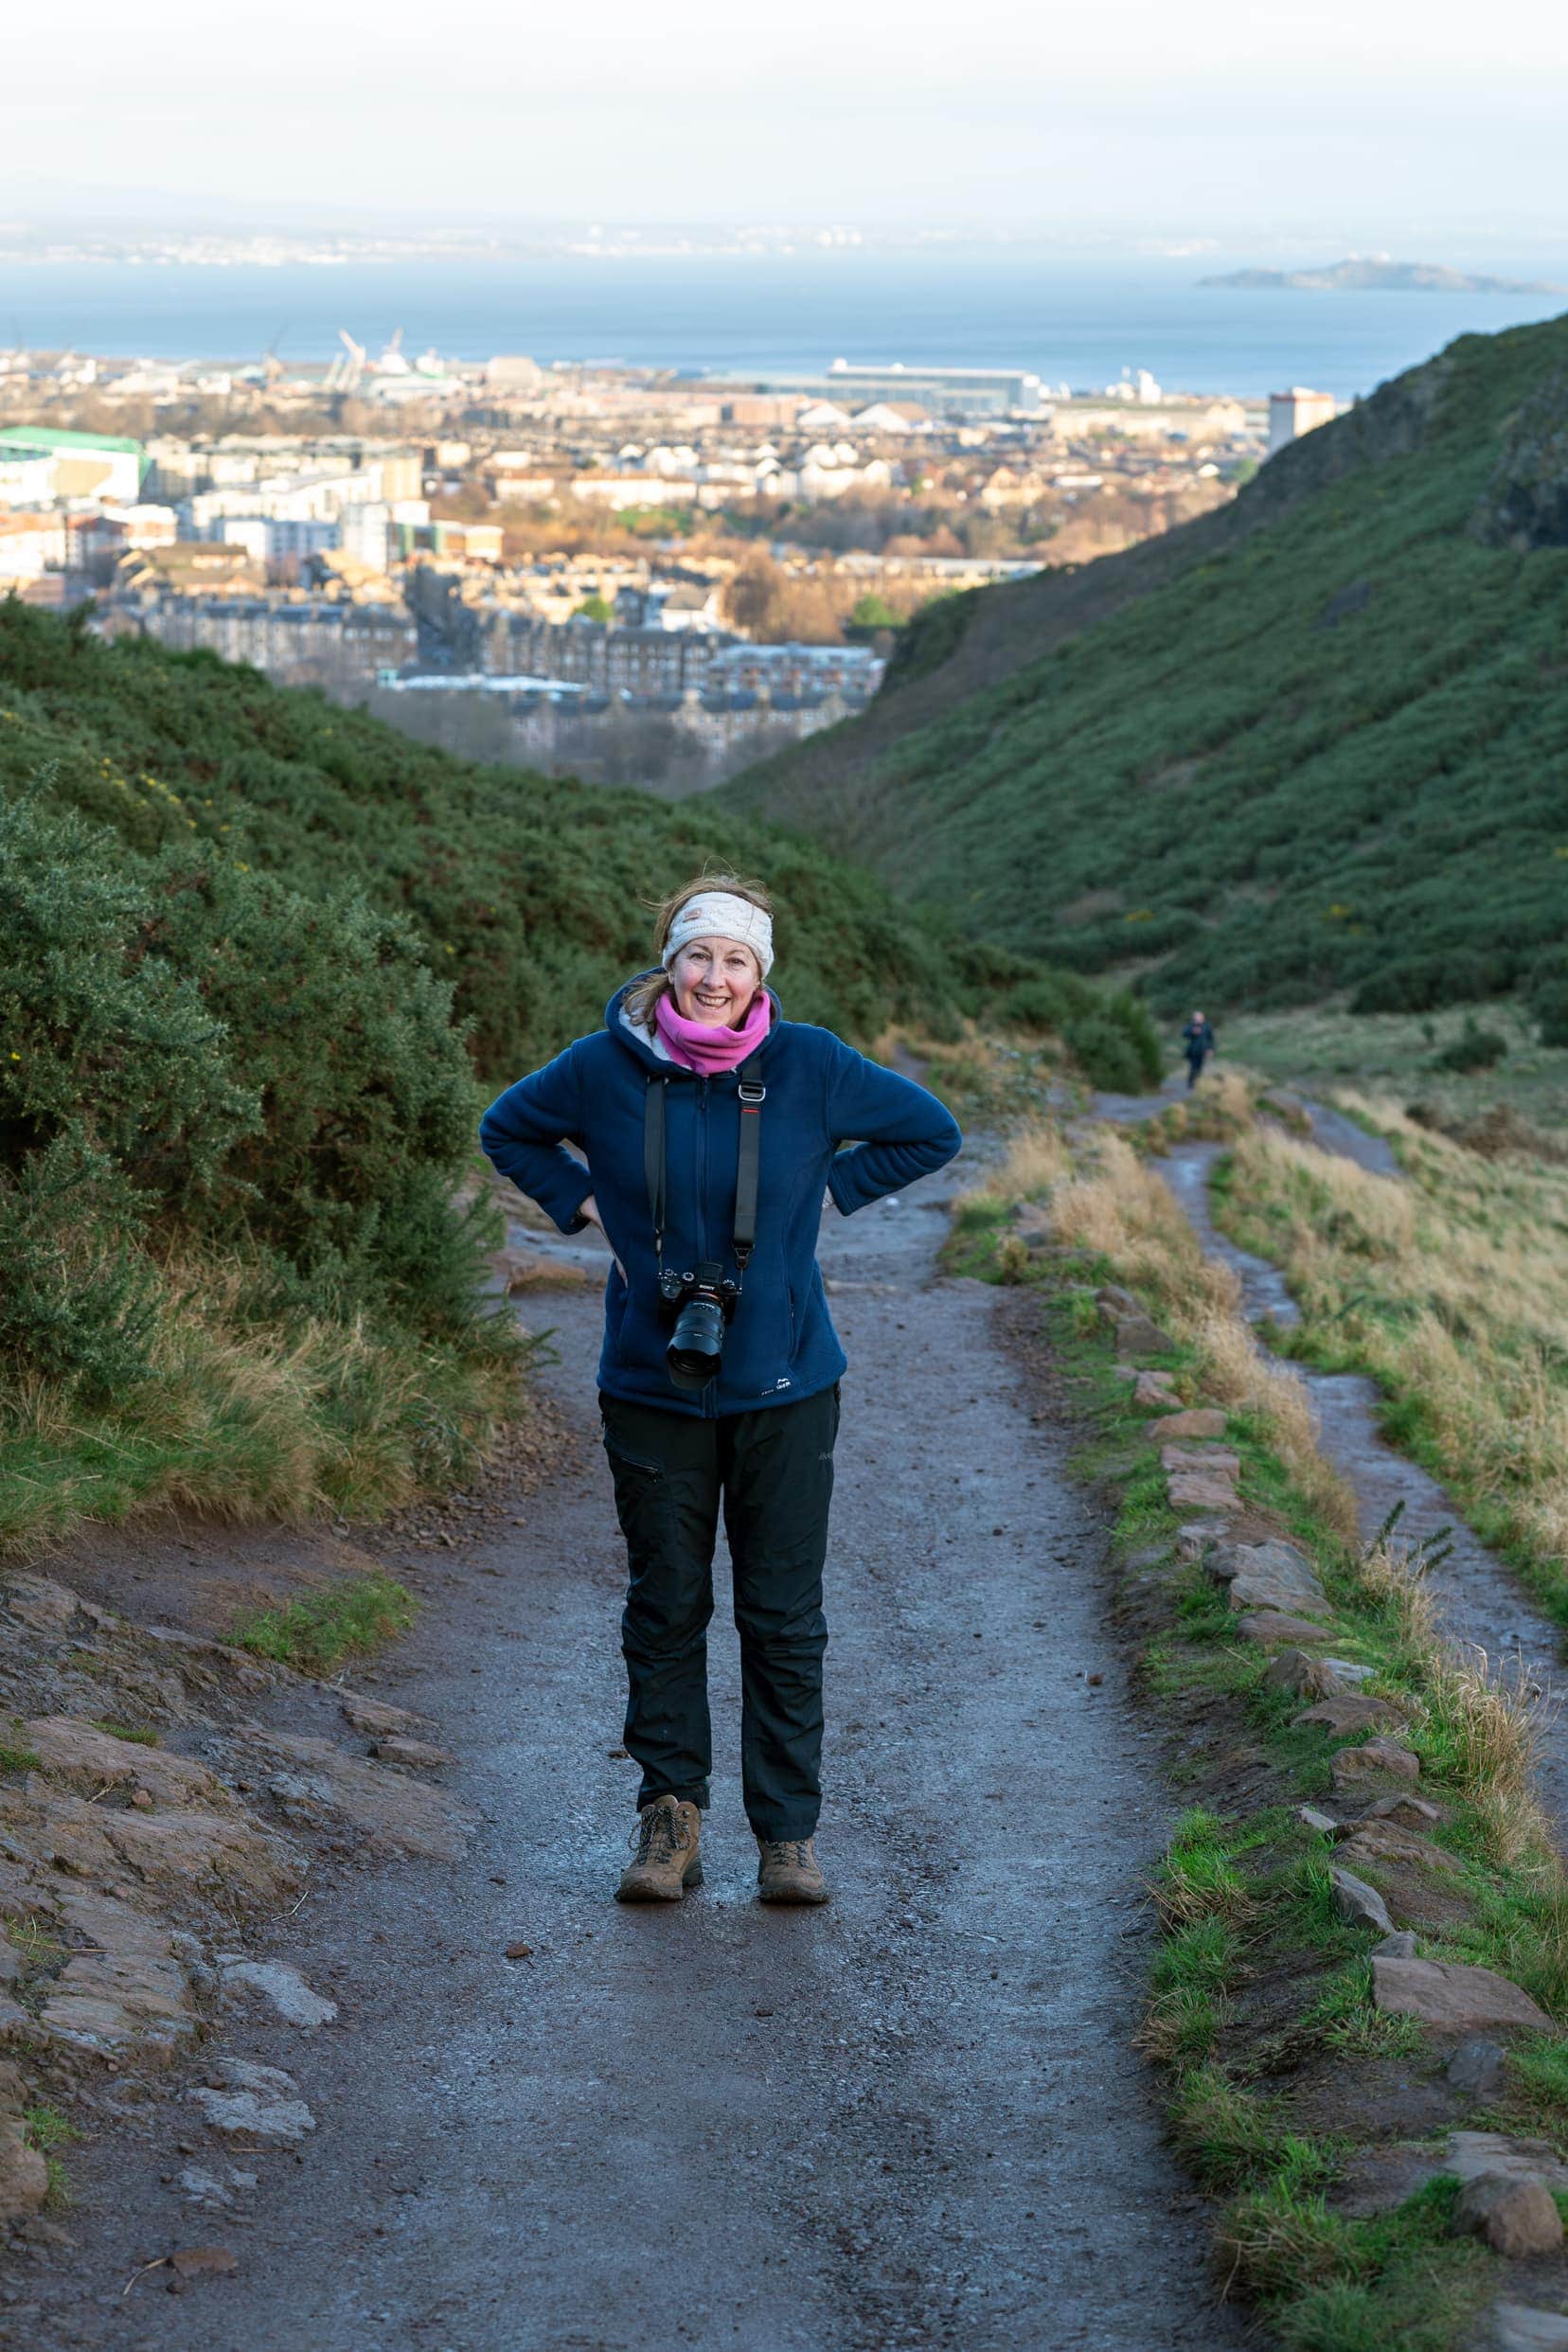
[624,869,774,1030]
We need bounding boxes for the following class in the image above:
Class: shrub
[1432,1015,1507,1073]
[1528,949,1568,1047]
[0,776,254,1197]
[1061,992,1163,1092]
[0,768,487,1380]
[0,1131,157,1392]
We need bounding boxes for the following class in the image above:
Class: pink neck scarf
[653,987,772,1075]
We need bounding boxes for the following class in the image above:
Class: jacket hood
[605,973,781,1076]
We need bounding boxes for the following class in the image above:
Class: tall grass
[1045,1129,1356,1538]
[1222,1103,1568,1601]
[0,1242,525,1553]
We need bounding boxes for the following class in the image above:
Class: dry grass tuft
[1224,1105,1568,1583]
[0,1243,524,1554]
[1047,1128,1358,1538]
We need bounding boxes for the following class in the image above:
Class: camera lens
[668,1295,726,1384]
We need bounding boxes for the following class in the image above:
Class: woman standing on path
[479,876,962,1907]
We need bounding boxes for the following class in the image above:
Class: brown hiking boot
[756,1835,830,1905]
[615,1795,702,1902]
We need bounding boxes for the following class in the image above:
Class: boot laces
[761,1838,813,1872]
[631,1801,690,1866]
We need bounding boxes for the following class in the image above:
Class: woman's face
[669,935,761,1026]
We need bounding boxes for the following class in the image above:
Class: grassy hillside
[726,313,1568,1030]
[0,605,1156,1547]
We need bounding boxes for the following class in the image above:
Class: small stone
[1174,1522,1228,1562]
[1297,1806,1339,1835]
[1133,1371,1179,1408]
[1115,1314,1175,1360]
[1209,1538,1307,1585]
[177,2165,234,2207]
[1156,1409,1227,1440]
[1162,1444,1242,1477]
[1266,1649,1344,1699]
[1452,2171,1563,2258]
[1450,2132,1568,2191]
[214,1957,337,2028]
[187,2058,314,2144]
[337,1693,427,1740]
[1374,1931,1419,1959]
[1343,1819,1460,1876]
[1296,1694,1411,1734]
[1212,1541,1328,1618]
[1228,1565,1328,1619]
[368,1737,459,1772]
[1331,1736,1421,1787]
[1367,1793,1444,1827]
[1448,2038,1507,2099]
[129,1789,154,1811]
[1168,1472,1243,1514]
[1096,1284,1139,1316]
[1373,1956,1552,2035]
[1321,1657,1378,1686]
[1237,1612,1337,1648]
[1331,1867,1395,1934]
[0,2111,48,2221]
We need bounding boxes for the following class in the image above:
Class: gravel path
[42,1164,1237,2352]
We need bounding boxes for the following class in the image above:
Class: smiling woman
[478,866,962,1909]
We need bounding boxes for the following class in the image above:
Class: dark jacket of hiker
[1182,1016,1217,1067]
[478,978,962,1421]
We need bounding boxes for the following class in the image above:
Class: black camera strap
[643,1049,765,1280]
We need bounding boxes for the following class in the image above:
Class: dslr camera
[657,1260,741,1389]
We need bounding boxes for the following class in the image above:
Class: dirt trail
[37,1163,1238,2352]
[1097,1084,1568,1834]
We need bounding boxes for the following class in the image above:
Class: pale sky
[6,0,1566,237]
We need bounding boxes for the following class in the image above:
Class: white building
[0,427,143,503]
[0,453,53,507]
[0,513,67,579]
[1268,388,1339,454]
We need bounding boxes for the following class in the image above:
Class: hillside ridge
[723,314,1568,1024]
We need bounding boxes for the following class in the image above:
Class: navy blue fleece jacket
[477,979,962,1417]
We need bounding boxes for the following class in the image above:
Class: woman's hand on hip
[579,1196,626,1282]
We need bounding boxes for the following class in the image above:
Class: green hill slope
[725,314,1568,1025]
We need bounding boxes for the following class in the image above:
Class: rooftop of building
[0,425,145,457]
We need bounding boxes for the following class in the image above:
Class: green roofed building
[0,427,147,502]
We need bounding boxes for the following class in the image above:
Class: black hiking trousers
[599,1382,840,1843]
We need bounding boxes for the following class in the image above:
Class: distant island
[1201,257,1564,295]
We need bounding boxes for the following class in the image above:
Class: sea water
[2,245,1563,400]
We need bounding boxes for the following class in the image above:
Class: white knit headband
[662,892,775,980]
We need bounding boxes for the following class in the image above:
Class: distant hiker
[479,874,961,1908]
[1181,1009,1217,1090]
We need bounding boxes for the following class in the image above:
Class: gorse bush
[1431,1014,1507,1073]
[0,766,485,1388]
[0,1131,157,1391]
